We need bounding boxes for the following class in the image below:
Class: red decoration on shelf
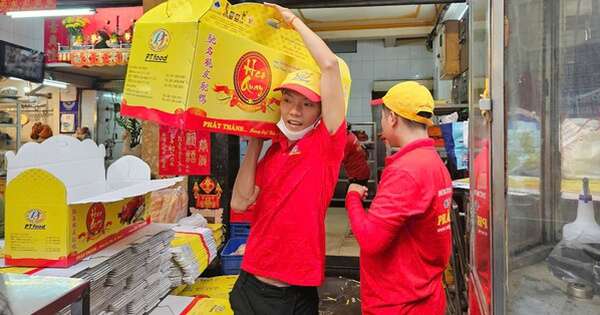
[193,177,222,209]
[1,0,56,13]
[56,48,129,67]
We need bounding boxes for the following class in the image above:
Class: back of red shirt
[355,139,452,314]
[342,132,370,180]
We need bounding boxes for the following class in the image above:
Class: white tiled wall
[338,39,434,123]
[0,15,44,51]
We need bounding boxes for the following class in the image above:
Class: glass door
[504,0,600,314]
[467,0,494,314]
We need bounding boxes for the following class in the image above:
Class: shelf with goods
[43,8,139,84]
[0,98,23,154]
[431,102,469,179]
[44,45,130,88]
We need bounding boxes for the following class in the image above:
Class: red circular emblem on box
[87,203,106,237]
[234,52,271,105]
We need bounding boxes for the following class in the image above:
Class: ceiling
[53,0,460,41]
[295,4,440,40]
[55,0,463,8]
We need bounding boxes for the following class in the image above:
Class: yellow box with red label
[3,136,182,267]
[121,0,351,138]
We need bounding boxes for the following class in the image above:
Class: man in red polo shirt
[346,81,453,315]
[228,3,349,315]
[342,125,371,187]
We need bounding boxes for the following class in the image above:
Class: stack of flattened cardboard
[27,224,175,315]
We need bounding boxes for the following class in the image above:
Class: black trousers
[229,270,319,315]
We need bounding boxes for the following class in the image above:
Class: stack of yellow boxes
[171,275,238,314]
[177,275,238,299]
[171,233,211,274]
[208,224,225,248]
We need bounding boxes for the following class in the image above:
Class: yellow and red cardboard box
[4,136,182,267]
[154,295,233,315]
[121,0,351,138]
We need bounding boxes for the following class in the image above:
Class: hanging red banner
[44,17,69,63]
[0,0,56,13]
[159,126,211,176]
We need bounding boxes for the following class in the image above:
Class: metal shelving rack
[0,98,22,150]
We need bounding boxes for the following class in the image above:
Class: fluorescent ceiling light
[7,8,95,18]
[43,79,68,89]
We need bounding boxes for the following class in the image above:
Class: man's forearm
[231,138,263,210]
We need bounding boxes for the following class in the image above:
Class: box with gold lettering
[121,0,350,138]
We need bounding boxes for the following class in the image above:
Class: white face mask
[277,117,318,141]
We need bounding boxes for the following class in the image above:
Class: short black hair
[382,105,427,130]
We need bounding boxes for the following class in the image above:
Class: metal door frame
[489,0,506,314]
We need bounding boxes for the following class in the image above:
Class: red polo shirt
[241,119,346,286]
[346,138,452,315]
[343,132,370,181]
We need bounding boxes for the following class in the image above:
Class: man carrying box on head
[345,81,453,315]
[229,3,348,314]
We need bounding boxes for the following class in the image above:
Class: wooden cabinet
[439,20,461,79]
[0,177,5,197]
[459,12,469,74]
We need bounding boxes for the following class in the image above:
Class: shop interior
[0,0,599,314]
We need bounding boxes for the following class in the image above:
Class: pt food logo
[234,52,271,106]
[24,209,46,230]
[149,29,170,52]
[26,209,44,223]
[86,203,107,238]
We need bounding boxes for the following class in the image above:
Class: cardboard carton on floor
[121,0,351,138]
[4,136,182,267]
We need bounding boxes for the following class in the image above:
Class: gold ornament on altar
[193,176,222,209]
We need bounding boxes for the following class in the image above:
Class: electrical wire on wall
[100,92,118,164]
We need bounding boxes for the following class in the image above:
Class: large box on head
[121,0,351,138]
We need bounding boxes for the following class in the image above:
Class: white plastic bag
[561,118,600,180]
[178,213,208,228]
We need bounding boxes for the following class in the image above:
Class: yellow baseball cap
[371,81,435,126]
[274,69,321,103]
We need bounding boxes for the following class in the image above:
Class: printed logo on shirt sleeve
[436,186,453,233]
